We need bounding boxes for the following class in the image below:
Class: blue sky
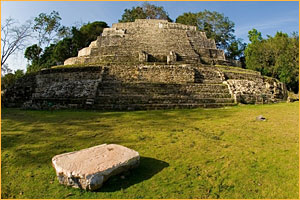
[2,1,299,71]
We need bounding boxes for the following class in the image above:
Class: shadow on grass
[2,107,235,127]
[98,156,169,192]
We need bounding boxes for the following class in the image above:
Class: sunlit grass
[1,102,299,199]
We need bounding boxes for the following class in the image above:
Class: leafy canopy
[119,3,172,22]
[176,10,235,50]
[245,29,299,92]
[33,11,63,47]
[25,20,108,72]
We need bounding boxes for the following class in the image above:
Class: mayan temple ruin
[64,19,228,65]
[3,19,287,110]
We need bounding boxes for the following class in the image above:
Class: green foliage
[25,11,66,73]
[78,21,108,47]
[175,12,198,26]
[1,64,12,76]
[2,73,16,90]
[120,7,146,22]
[248,28,263,43]
[40,44,58,67]
[25,44,57,72]
[24,44,42,64]
[119,2,172,22]
[176,10,235,50]
[25,15,108,72]
[33,10,62,46]
[52,38,77,64]
[2,103,299,198]
[225,38,246,63]
[245,30,299,92]
[1,70,24,90]
[26,64,44,73]
[14,69,25,79]
[176,10,245,63]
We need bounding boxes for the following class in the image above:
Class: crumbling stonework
[64,19,229,66]
[2,19,288,110]
[3,64,287,110]
[218,66,287,104]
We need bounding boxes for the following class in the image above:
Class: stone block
[139,51,148,62]
[167,51,177,64]
[52,144,140,191]
[78,47,92,57]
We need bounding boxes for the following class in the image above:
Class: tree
[226,38,246,67]
[119,3,172,22]
[1,64,12,77]
[52,38,77,64]
[26,44,57,73]
[1,17,32,67]
[79,21,108,47]
[175,12,198,26]
[33,10,63,47]
[245,29,299,92]
[23,10,64,70]
[25,20,108,71]
[24,44,43,65]
[248,28,263,43]
[14,69,24,79]
[2,73,16,90]
[176,10,235,50]
[1,69,24,90]
[226,38,246,60]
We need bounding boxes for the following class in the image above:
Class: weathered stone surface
[64,19,228,65]
[2,19,288,110]
[3,64,288,110]
[52,144,140,191]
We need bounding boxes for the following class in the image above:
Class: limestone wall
[33,67,103,100]
[103,65,195,83]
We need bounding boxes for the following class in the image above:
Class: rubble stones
[52,144,140,191]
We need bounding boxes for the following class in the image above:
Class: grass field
[1,102,299,199]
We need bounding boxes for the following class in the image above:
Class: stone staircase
[94,82,235,110]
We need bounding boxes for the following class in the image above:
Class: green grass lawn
[1,102,299,199]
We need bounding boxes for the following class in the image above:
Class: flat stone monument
[52,144,140,191]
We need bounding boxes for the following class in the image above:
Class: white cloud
[235,17,298,37]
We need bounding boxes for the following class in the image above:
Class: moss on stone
[51,63,102,69]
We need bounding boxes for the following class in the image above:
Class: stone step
[97,89,230,95]
[93,103,237,110]
[94,96,234,104]
[97,87,230,95]
[86,98,95,105]
[94,97,234,104]
[200,80,223,84]
[97,93,232,99]
[98,83,229,92]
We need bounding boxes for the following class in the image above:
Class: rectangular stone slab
[52,144,140,191]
